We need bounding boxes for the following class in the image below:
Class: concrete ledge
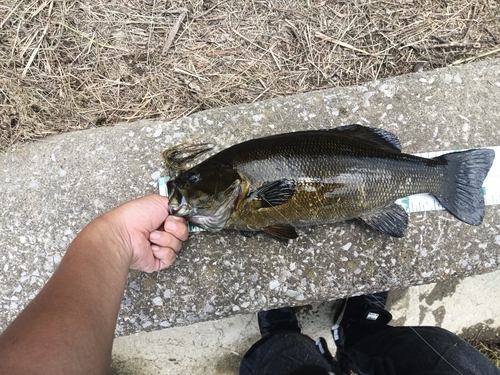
[1,59,499,336]
[110,270,500,375]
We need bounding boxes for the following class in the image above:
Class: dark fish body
[167,125,494,239]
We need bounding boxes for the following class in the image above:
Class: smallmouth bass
[166,125,495,240]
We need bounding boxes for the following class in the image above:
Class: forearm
[0,195,187,375]
[0,218,131,375]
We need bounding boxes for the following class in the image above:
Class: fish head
[167,162,243,231]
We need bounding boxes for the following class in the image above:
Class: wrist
[77,215,133,269]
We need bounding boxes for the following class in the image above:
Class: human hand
[97,194,189,273]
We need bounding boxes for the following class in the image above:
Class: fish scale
[224,144,447,230]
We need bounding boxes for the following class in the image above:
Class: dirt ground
[0,0,499,152]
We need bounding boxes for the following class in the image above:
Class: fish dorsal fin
[331,124,402,152]
[247,178,296,208]
[263,225,299,240]
[359,203,408,237]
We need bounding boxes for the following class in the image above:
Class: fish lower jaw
[171,205,197,217]
[188,216,226,232]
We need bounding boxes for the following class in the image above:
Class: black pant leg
[344,326,500,375]
[239,331,332,375]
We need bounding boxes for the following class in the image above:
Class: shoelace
[361,293,388,310]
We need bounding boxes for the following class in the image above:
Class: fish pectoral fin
[248,178,296,208]
[331,124,402,152]
[263,225,299,240]
[359,203,408,238]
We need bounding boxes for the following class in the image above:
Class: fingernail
[169,215,186,223]
[150,231,161,240]
[151,244,160,251]
[165,220,178,232]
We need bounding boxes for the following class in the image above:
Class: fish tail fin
[434,149,494,225]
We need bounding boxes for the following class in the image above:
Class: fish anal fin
[249,178,296,208]
[263,225,299,241]
[240,230,257,238]
[359,203,408,238]
[331,124,402,152]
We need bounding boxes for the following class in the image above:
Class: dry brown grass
[477,341,500,368]
[1,0,499,151]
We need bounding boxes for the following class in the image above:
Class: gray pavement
[110,270,500,375]
[1,59,499,352]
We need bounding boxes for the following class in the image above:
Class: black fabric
[239,331,334,375]
[285,365,331,375]
[239,326,500,375]
[257,307,301,338]
[345,326,500,375]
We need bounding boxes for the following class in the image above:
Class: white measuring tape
[158,146,499,231]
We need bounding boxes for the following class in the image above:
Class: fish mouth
[166,179,242,232]
[167,182,197,217]
[170,195,196,216]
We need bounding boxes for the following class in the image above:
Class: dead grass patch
[477,341,500,368]
[1,0,499,151]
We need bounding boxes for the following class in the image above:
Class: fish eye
[187,173,200,184]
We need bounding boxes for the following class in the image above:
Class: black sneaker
[332,292,392,347]
[257,306,301,338]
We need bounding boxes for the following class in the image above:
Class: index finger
[164,216,189,242]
